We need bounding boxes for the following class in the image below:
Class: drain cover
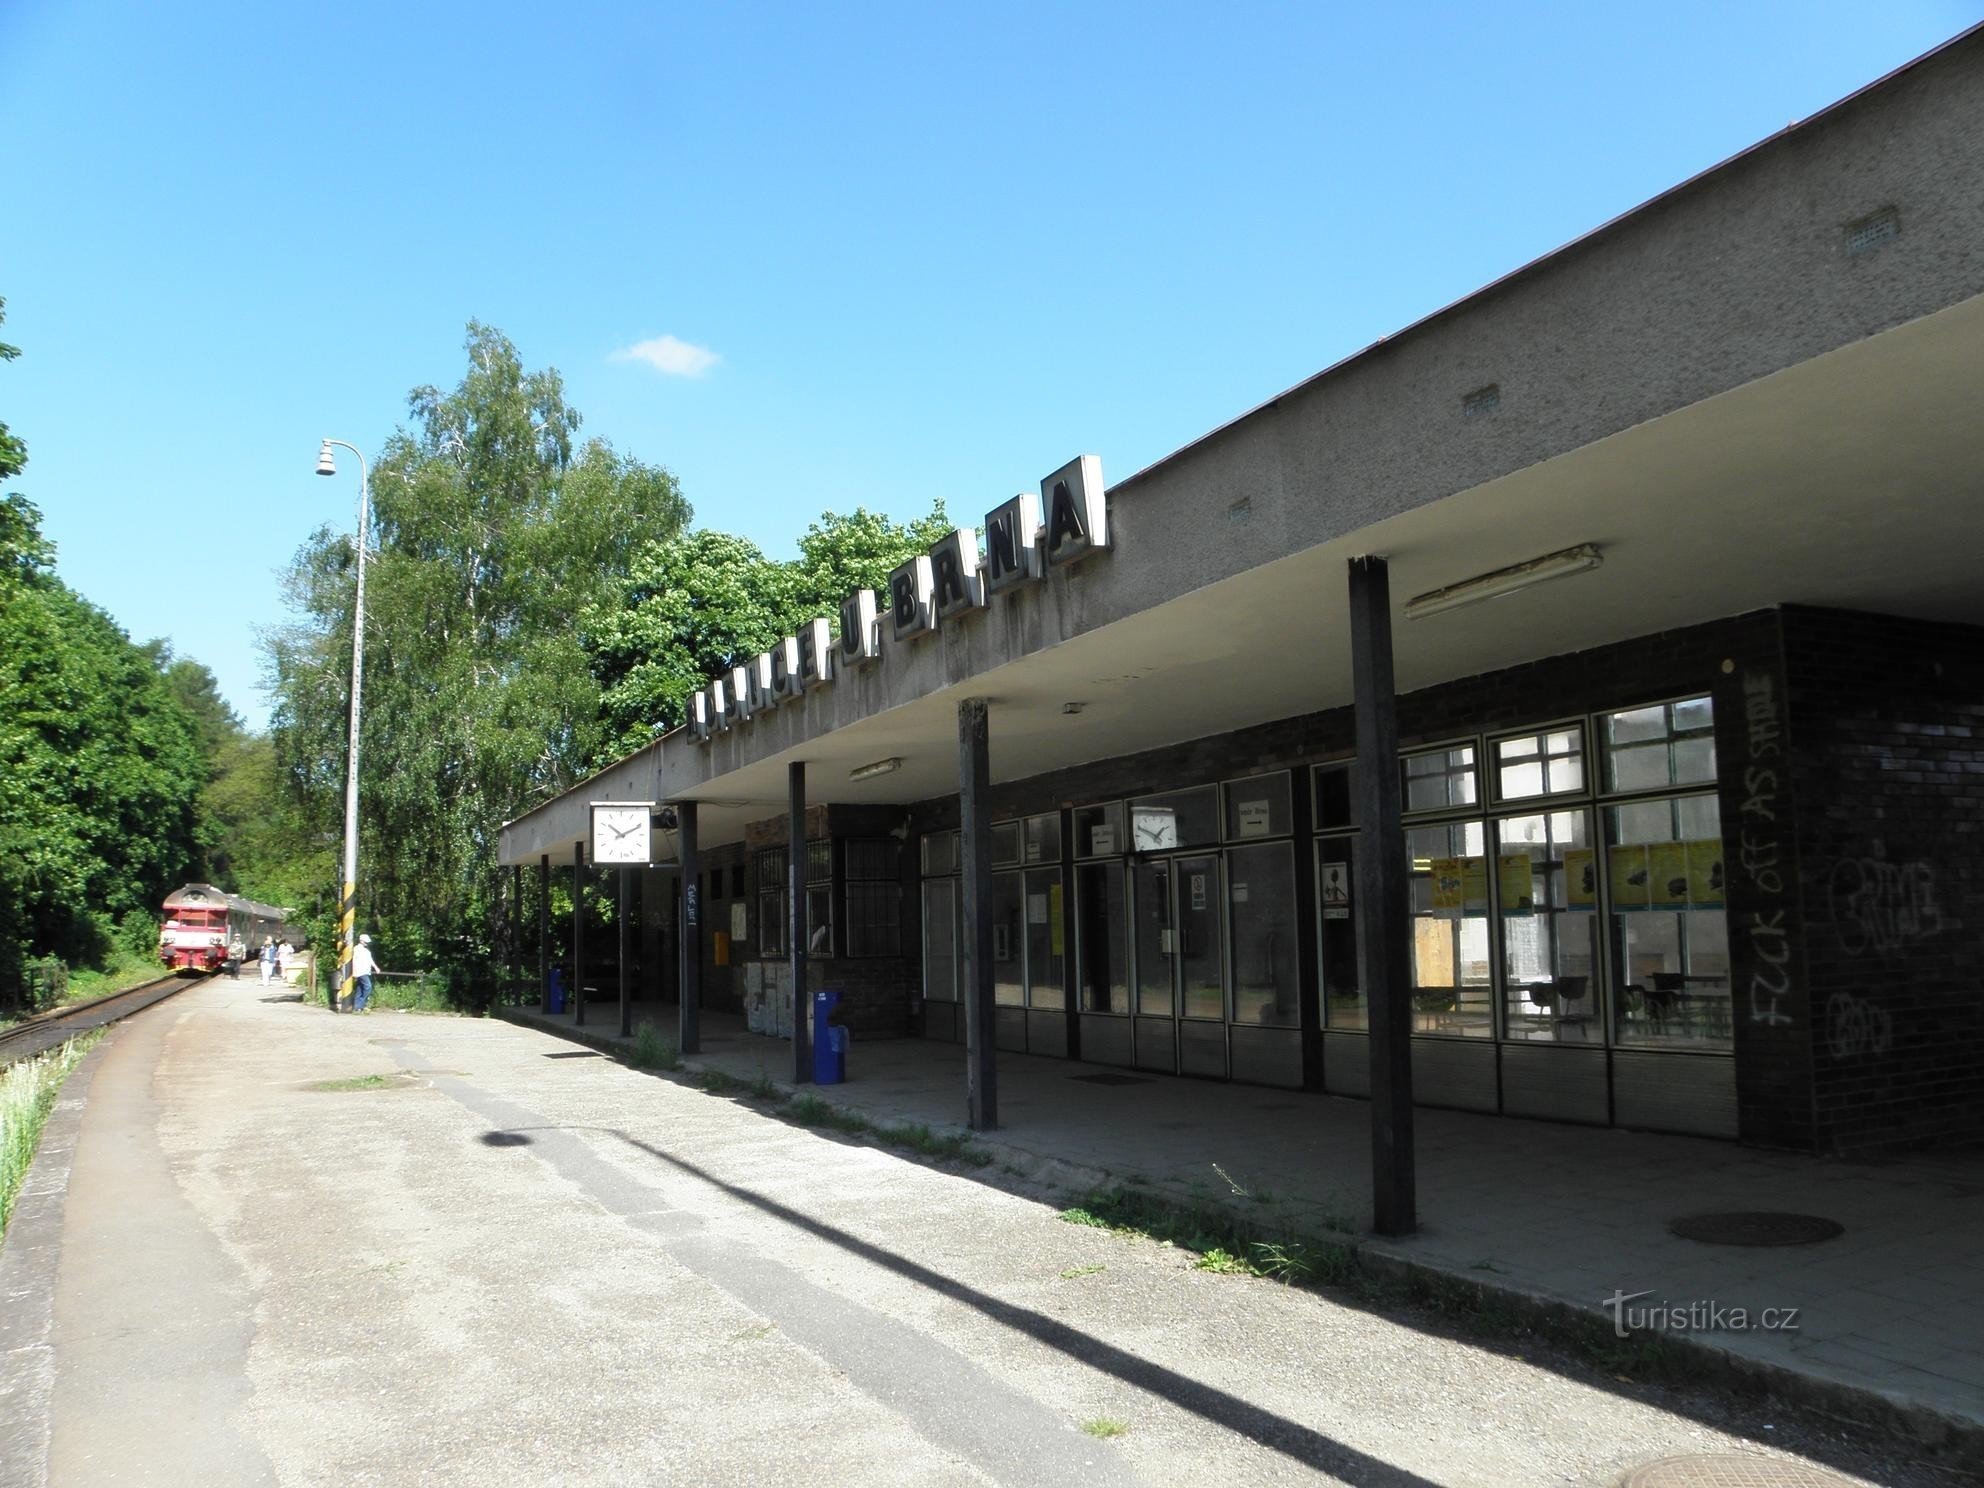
[1621,1453,1860,1487]
[1071,1072,1152,1087]
[1669,1212,1844,1246]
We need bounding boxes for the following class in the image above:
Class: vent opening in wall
[1844,206,1899,257]
[1462,384,1500,418]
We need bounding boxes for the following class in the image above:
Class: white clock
[590,802,653,865]
[1132,807,1178,853]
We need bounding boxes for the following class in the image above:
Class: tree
[583,504,952,757]
[265,323,692,986]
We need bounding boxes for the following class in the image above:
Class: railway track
[0,973,204,1068]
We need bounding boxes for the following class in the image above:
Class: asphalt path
[0,980,1925,1486]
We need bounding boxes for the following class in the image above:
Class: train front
[159,886,231,972]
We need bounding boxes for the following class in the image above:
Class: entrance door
[1131,854,1229,1077]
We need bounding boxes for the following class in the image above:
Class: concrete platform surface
[0,980,1953,1486]
[517,998,1984,1457]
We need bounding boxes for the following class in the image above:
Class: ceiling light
[848,756,903,781]
[1404,544,1602,620]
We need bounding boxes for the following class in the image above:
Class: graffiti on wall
[1737,671,1792,1026]
[1828,849,1944,957]
[1825,990,1894,1060]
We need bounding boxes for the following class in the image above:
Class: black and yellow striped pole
[317,438,370,1014]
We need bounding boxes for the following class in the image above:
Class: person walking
[277,938,295,983]
[258,937,277,986]
[227,934,246,979]
[351,933,379,1012]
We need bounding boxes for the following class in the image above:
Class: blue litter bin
[812,989,848,1084]
[547,967,566,1014]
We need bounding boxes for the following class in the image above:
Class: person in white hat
[350,933,381,1012]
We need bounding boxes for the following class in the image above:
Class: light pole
[316,438,369,1014]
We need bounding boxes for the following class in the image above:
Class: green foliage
[2,1032,103,1235]
[1078,1418,1129,1439]
[1056,1187,1352,1286]
[265,323,691,987]
[629,1021,679,1070]
[584,503,951,757]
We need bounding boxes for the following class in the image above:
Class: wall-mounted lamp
[848,756,903,781]
[1404,543,1603,620]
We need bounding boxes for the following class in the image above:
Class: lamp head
[315,441,337,477]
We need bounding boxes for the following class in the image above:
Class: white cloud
[611,334,720,378]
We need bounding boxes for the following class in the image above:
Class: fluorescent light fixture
[848,756,903,781]
[1404,544,1603,620]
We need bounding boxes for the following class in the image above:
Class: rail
[0,973,203,1068]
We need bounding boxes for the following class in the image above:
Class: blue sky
[3,1,1976,728]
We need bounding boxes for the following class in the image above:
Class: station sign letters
[689,454,1109,741]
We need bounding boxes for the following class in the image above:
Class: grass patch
[746,1070,783,1102]
[2,1033,103,1235]
[1057,1186,1353,1287]
[1079,1417,1129,1439]
[1059,1263,1106,1280]
[787,1093,870,1134]
[365,974,457,1014]
[629,1022,679,1071]
[697,1069,744,1094]
[309,1073,394,1092]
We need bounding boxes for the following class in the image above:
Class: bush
[23,957,68,1013]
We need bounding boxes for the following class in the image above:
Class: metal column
[789,762,811,1084]
[538,853,550,1012]
[1349,556,1416,1236]
[618,865,632,1038]
[959,698,997,1130]
[573,839,587,1028]
[677,802,701,1055]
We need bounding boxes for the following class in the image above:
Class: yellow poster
[1498,854,1535,914]
[1429,857,1462,912]
[1609,844,1650,910]
[1686,838,1725,907]
[1564,848,1597,909]
[1648,842,1690,909]
[1049,884,1064,955]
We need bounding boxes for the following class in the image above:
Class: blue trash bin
[812,990,847,1084]
[547,967,566,1015]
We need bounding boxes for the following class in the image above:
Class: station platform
[504,997,1984,1460]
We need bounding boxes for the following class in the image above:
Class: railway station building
[500,29,1984,1164]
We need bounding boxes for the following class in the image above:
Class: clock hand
[609,820,637,838]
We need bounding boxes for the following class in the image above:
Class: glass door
[1130,854,1228,1075]
[1131,859,1175,1072]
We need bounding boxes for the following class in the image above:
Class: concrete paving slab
[503,998,1984,1462]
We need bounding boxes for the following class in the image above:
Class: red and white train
[158,884,290,973]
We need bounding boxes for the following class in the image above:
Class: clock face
[1132,809,1178,853]
[591,805,652,864]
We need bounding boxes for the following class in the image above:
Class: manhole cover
[1071,1072,1152,1087]
[1669,1212,1844,1246]
[1621,1453,1860,1487]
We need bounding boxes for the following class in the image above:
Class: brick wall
[1783,606,1984,1151]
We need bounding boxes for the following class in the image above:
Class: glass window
[1073,802,1125,858]
[1607,794,1731,1049]
[1312,764,1356,832]
[1228,843,1297,1026]
[1317,837,1363,1028]
[991,822,1021,868]
[1023,812,1062,865]
[1223,771,1292,841]
[992,872,1024,1006]
[730,865,744,898]
[1175,855,1225,1020]
[1498,810,1599,1043]
[844,838,900,959]
[806,840,831,884]
[1402,745,1477,815]
[1075,861,1128,1013]
[1024,867,1066,1008]
[921,879,958,1001]
[1128,786,1219,853]
[921,830,958,877]
[1133,861,1172,1016]
[755,848,786,958]
[1603,696,1716,793]
[1405,820,1491,1035]
[1494,727,1586,801]
[805,886,833,955]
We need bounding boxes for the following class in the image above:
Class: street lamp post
[315,438,369,1014]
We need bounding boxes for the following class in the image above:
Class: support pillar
[618,865,632,1038]
[959,698,997,1130]
[538,853,550,1012]
[789,761,811,1084]
[1349,556,1415,1236]
[678,803,701,1055]
[573,839,587,1027]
